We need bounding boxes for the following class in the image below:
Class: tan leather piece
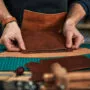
[1,17,16,27]
[0,48,90,58]
[21,10,68,53]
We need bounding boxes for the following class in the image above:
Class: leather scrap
[26,55,90,81]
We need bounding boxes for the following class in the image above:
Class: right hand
[63,21,84,49]
[0,21,26,51]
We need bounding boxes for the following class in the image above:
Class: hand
[63,23,84,49]
[0,21,26,51]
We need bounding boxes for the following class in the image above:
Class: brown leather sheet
[26,55,90,81]
[21,10,68,53]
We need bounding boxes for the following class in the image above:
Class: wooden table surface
[0,71,90,90]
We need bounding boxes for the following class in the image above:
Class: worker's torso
[4,0,67,26]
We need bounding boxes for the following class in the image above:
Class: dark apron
[3,0,67,26]
[0,0,67,37]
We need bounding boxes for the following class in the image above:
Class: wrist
[4,21,20,32]
[6,21,17,27]
[2,15,12,19]
[64,19,76,28]
[0,12,12,22]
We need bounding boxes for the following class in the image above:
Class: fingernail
[22,46,26,50]
[21,45,26,50]
[66,44,71,48]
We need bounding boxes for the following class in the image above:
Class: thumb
[16,34,26,50]
[65,31,73,48]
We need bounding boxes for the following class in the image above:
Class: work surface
[0,44,90,90]
[0,44,90,71]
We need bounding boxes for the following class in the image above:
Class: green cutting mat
[0,44,90,71]
[0,57,40,71]
[0,44,41,71]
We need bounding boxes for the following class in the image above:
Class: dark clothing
[76,0,90,15]
[69,0,90,15]
[3,0,67,26]
[2,0,90,27]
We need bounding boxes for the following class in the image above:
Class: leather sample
[26,55,90,81]
[21,10,68,53]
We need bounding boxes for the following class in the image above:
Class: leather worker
[0,0,89,51]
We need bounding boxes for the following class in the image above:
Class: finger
[3,38,20,51]
[72,36,84,49]
[9,44,20,51]
[16,34,26,50]
[65,31,73,48]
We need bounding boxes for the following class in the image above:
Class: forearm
[0,0,12,22]
[65,3,86,27]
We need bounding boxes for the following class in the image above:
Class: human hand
[63,23,84,49]
[0,22,26,51]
